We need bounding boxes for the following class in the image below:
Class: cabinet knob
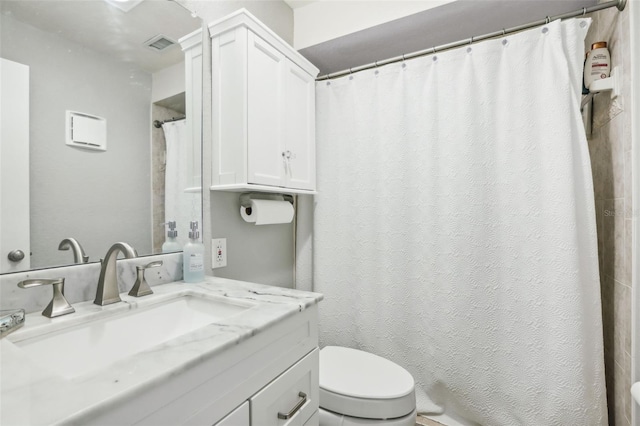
[7,250,25,262]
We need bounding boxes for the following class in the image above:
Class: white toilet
[319,346,417,426]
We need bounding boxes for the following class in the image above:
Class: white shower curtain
[163,119,201,247]
[313,19,606,425]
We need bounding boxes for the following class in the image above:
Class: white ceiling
[283,0,317,10]
[299,0,600,76]
[3,0,602,77]
[0,0,201,74]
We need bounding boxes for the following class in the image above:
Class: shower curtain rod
[316,0,627,81]
[153,116,185,128]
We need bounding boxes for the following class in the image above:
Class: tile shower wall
[586,4,633,425]
[151,104,184,253]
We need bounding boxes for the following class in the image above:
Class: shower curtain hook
[469,36,474,44]
[582,7,587,16]
[502,28,506,36]
[431,46,437,54]
[545,16,551,24]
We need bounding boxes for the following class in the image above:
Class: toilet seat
[319,346,416,420]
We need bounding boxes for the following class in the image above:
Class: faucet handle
[18,278,75,318]
[128,261,163,297]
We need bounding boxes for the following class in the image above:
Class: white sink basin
[11,295,254,379]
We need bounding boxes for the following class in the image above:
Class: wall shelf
[581,66,620,136]
[210,184,317,195]
[581,65,620,112]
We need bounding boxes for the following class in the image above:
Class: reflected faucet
[94,242,138,306]
[58,238,89,264]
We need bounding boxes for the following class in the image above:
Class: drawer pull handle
[277,391,307,420]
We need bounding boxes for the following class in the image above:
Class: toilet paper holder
[239,192,294,215]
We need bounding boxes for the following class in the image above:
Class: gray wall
[1,15,152,269]
[209,192,294,286]
[186,1,296,287]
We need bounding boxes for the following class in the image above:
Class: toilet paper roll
[240,199,294,225]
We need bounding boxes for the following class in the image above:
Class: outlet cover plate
[212,238,227,269]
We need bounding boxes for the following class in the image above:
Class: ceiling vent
[144,35,177,52]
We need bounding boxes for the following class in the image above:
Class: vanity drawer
[303,411,319,426]
[215,401,249,426]
[250,349,319,425]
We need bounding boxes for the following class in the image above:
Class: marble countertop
[0,277,323,425]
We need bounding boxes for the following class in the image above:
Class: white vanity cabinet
[87,302,320,426]
[209,9,319,193]
[215,349,319,426]
[215,401,249,425]
[0,281,322,426]
[250,349,319,425]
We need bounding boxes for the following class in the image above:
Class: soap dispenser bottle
[162,221,181,253]
[183,221,205,283]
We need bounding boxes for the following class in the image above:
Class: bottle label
[188,253,204,272]
[589,50,610,80]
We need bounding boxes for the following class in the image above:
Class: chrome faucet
[58,238,89,264]
[94,242,138,306]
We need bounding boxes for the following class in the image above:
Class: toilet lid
[319,346,415,419]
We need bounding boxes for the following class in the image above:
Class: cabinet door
[211,27,248,187]
[283,61,316,191]
[250,349,319,426]
[184,39,203,191]
[0,58,30,272]
[247,32,285,187]
[214,401,249,426]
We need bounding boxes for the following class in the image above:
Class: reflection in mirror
[0,0,202,274]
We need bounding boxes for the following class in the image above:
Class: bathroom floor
[416,415,446,426]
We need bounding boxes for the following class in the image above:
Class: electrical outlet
[212,238,227,269]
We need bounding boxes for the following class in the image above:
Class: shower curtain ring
[502,28,506,36]
[469,36,474,44]
[545,16,551,24]
[431,46,437,54]
[582,7,587,15]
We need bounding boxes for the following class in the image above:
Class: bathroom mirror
[0,0,202,274]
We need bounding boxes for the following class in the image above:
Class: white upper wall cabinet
[209,9,319,194]
[180,28,204,192]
